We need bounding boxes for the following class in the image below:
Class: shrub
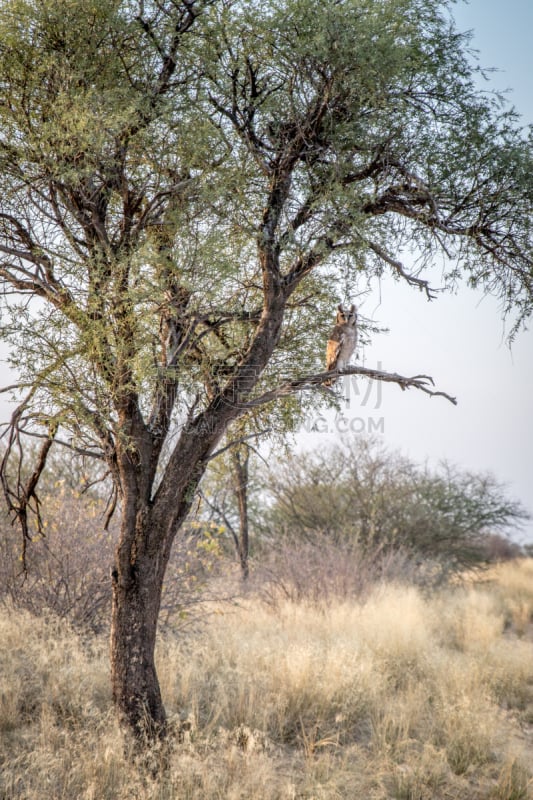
[260,437,529,573]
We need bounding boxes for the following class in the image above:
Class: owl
[325,304,357,385]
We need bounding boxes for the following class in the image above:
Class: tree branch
[197,487,240,553]
[366,240,440,300]
[11,428,106,461]
[240,365,457,408]
[208,428,272,462]
[0,418,58,571]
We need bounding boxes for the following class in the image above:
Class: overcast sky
[1,0,532,541]
[299,0,533,543]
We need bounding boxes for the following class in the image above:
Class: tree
[198,440,253,578]
[261,437,529,572]
[0,0,532,745]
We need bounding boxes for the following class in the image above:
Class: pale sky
[299,0,533,543]
[1,1,532,541]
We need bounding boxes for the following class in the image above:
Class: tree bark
[110,515,170,740]
[108,410,238,741]
[231,447,250,580]
[109,424,172,743]
[110,562,166,740]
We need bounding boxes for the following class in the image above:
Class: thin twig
[209,428,272,462]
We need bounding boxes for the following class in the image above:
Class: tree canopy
[1,0,531,479]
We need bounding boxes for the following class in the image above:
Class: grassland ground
[1,560,533,799]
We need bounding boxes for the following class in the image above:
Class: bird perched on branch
[325,304,357,386]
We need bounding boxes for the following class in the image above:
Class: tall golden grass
[1,560,532,799]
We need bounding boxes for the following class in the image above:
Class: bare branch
[6,428,106,461]
[209,428,272,462]
[240,365,457,409]
[366,240,440,300]
[0,420,58,572]
[197,488,239,550]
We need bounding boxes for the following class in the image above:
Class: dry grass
[1,560,533,799]
[489,559,533,637]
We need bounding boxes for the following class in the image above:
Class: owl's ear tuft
[338,304,344,313]
[350,304,356,313]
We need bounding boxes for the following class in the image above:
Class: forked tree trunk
[109,293,287,743]
[108,424,229,742]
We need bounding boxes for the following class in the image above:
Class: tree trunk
[110,519,169,741]
[231,447,250,580]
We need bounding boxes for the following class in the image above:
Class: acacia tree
[1,0,532,743]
